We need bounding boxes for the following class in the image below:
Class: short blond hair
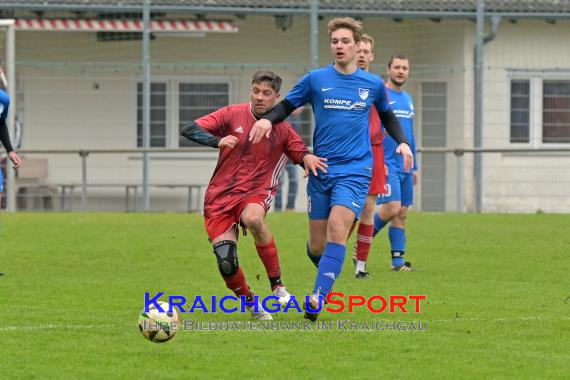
[327,17,363,43]
[360,33,375,52]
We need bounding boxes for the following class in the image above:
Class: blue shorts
[307,172,370,220]
[377,170,414,206]
[0,167,3,193]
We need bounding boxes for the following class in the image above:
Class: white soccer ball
[138,301,179,343]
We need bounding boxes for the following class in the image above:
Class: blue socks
[373,212,388,237]
[312,242,346,297]
[389,226,406,267]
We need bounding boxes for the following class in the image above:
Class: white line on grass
[0,324,124,331]
[431,315,570,323]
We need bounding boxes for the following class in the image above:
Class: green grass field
[1,212,569,379]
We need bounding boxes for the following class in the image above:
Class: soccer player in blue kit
[373,55,418,272]
[0,88,22,276]
[249,18,413,321]
[0,89,22,195]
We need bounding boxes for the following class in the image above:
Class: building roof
[1,1,570,17]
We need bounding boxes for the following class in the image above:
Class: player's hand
[413,171,419,186]
[218,135,238,150]
[302,154,328,177]
[8,151,22,169]
[396,143,414,172]
[249,119,273,144]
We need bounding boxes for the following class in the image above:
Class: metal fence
[3,147,569,213]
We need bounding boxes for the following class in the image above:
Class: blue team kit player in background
[374,55,418,272]
[248,17,414,321]
[0,87,23,196]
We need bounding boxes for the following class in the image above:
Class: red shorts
[368,144,387,195]
[204,195,269,241]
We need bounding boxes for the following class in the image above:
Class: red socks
[256,238,283,290]
[356,223,374,261]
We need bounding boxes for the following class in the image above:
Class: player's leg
[305,174,330,269]
[374,170,402,236]
[353,195,377,278]
[390,172,414,271]
[207,214,271,320]
[241,202,290,304]
[0,167,3,276]
[353,144,386,278]
[305,175,368,321]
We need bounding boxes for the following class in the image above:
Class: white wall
[11,16,570,212]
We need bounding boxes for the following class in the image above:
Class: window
[420,82,447,212]
[510,80,530,143]
[136,79,231,147]
[509,77,570,145]
[137,82,167,147]
[543,80,570,143]
[178,83,229,147]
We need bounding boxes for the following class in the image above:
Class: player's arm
[0,118,22,168]
[283,124,327,177]
[248,99,296,144]
[375,81,414,172]
[378,109,408,146]
[250,73,312,144]
[180,121,221,148]
[181,121,238,150]
[0,118,14,153]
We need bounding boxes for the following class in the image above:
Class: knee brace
[213,240,239,277]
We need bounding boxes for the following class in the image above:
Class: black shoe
[355,271,370,279]
[303,295,321,322]
[391,261,413,272]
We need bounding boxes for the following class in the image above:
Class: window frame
[507,72,570,148]
[136,75,234,148]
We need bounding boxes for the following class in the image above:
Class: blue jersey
[0,90,10,122]
[286,65,391,176]
[383,88,416,173]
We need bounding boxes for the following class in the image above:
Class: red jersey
[196,103,309,217]
[369,105,384,146]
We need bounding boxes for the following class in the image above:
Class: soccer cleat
[355,270,370,279]
[272,286,292,306]
[303,294,321,322]
[391,261,413,272]
[247,301,273,321]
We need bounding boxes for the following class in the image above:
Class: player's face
[388,58,410,87]
[250,81,280,116]
[330,28,358,66]
[356,40,374,71]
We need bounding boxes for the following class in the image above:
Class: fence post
[79,150,89,211]
[455,149,464,213]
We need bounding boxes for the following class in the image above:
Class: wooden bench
[56,183,207,212]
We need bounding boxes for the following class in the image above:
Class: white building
[1,1,569,212]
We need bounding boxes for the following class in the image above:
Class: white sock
[356,260,366,273]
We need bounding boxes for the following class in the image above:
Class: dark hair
[251,70,282,92]
[388,54,410,68]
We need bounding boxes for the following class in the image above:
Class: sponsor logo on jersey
[323,98,366,110]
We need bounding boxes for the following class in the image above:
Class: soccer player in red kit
[181,70,327,320]
[351,33,387,279]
